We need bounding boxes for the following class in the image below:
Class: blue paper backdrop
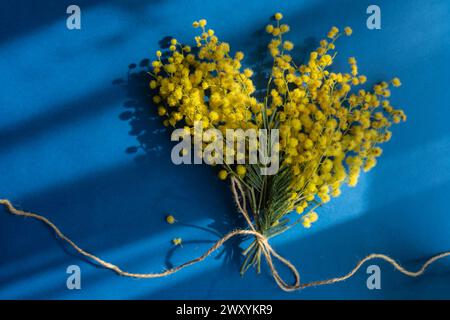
[1,0,449,299]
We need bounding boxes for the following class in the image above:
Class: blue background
[1,0,449,299]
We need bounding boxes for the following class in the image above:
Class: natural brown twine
[1,179,449,291]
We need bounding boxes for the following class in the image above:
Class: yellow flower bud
[166,215,176,224]
[274,13,283,21]
[266,24,274,33]
[391,77,402,87]
[236,165,246,177]
[172,238,182,246]
[344,26,353,36]
[218,170,228,180]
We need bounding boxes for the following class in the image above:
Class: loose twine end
[1,187,449,292]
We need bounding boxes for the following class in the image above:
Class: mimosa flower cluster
[149,13,405,236]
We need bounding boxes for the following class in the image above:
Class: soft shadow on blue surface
[1,0,449,299]
[0,1,166,44]
[113,59,247,268]
[138,179,450,299]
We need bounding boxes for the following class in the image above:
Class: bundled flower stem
[149,13,406,275]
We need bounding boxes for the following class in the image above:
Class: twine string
[1,180,449,291]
